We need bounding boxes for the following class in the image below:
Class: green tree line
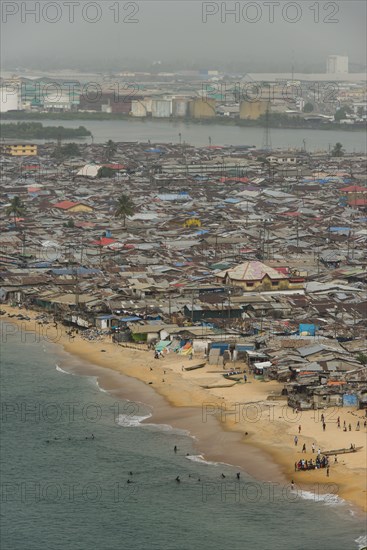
[0,122,91,139]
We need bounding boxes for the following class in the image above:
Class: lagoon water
[1,322,366,550]
[11,118,367,153]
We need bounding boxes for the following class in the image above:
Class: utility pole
[262,103,272,151]
[191,291,194,323]
[74,266,80,311]
[296,214,299,251]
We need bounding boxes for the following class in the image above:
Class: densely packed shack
[1,142,366,407]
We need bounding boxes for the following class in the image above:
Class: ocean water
[1,322,366,550]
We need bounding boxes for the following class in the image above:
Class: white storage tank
[131,98,152,117]
[0,86,21,112]
[151,99,171,118]
[172,98,189,117]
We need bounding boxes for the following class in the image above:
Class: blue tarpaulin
[343,394,358,407]
[299,323,316,336]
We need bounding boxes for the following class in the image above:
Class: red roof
[349,199,367,207]
[53,201,79,210]
[273,266,290,275]
[340,185,366,192]
[91,237,117,246]
[220,177,250,183]
[282,211,301,217]
[103,163,125,170]
[28,187,41,193]
[22,164,40,170]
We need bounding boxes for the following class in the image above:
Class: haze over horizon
[1,0,366,73]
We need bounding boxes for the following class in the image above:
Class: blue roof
[224,198,241,204]
[330,227,351,232]
[157,193,191,201]
[120,316,141,322]
[51,268,101,275]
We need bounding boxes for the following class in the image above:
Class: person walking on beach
[321,413,324,423]
[326,467,330,477]
[243,374,247,383]
[294,435,298,446]
[312,443,315,453]
[337,418,340,428]
[298,425,301,434]
[317,448,321,456]
[302,443,306,453]
[356,421,360,431]
[343,420,346,429]
[174,446,177,453]
[323,422,326,431]
[348,423,352,431]
[291,480,295,490]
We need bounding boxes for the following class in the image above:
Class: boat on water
[322,446,363,456]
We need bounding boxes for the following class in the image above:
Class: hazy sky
[1,1,366,72]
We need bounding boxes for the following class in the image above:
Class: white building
[327,55,349,74]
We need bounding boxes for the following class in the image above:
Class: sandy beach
[2,305,366,513]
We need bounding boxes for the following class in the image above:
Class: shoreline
[1,305,366,514]
[1,113,366,133]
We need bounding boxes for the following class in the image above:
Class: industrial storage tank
[0,86,21,112]
[172,98,189,117]
[151,99,172,118]
[239,100,270,120]
[131,98,152,117]
[189,98,216,119]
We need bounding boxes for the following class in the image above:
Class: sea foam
[185,454,231,467]
[298,489,345,506]
[55,364,73,375]
[355,534,367,549]
[117,412,153,427]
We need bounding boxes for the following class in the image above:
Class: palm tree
[105,140,117,161]
[114,193,135,228]
[331,142,344,157]
[6,196,25,227]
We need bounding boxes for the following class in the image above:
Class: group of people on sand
[295,455,329,472]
